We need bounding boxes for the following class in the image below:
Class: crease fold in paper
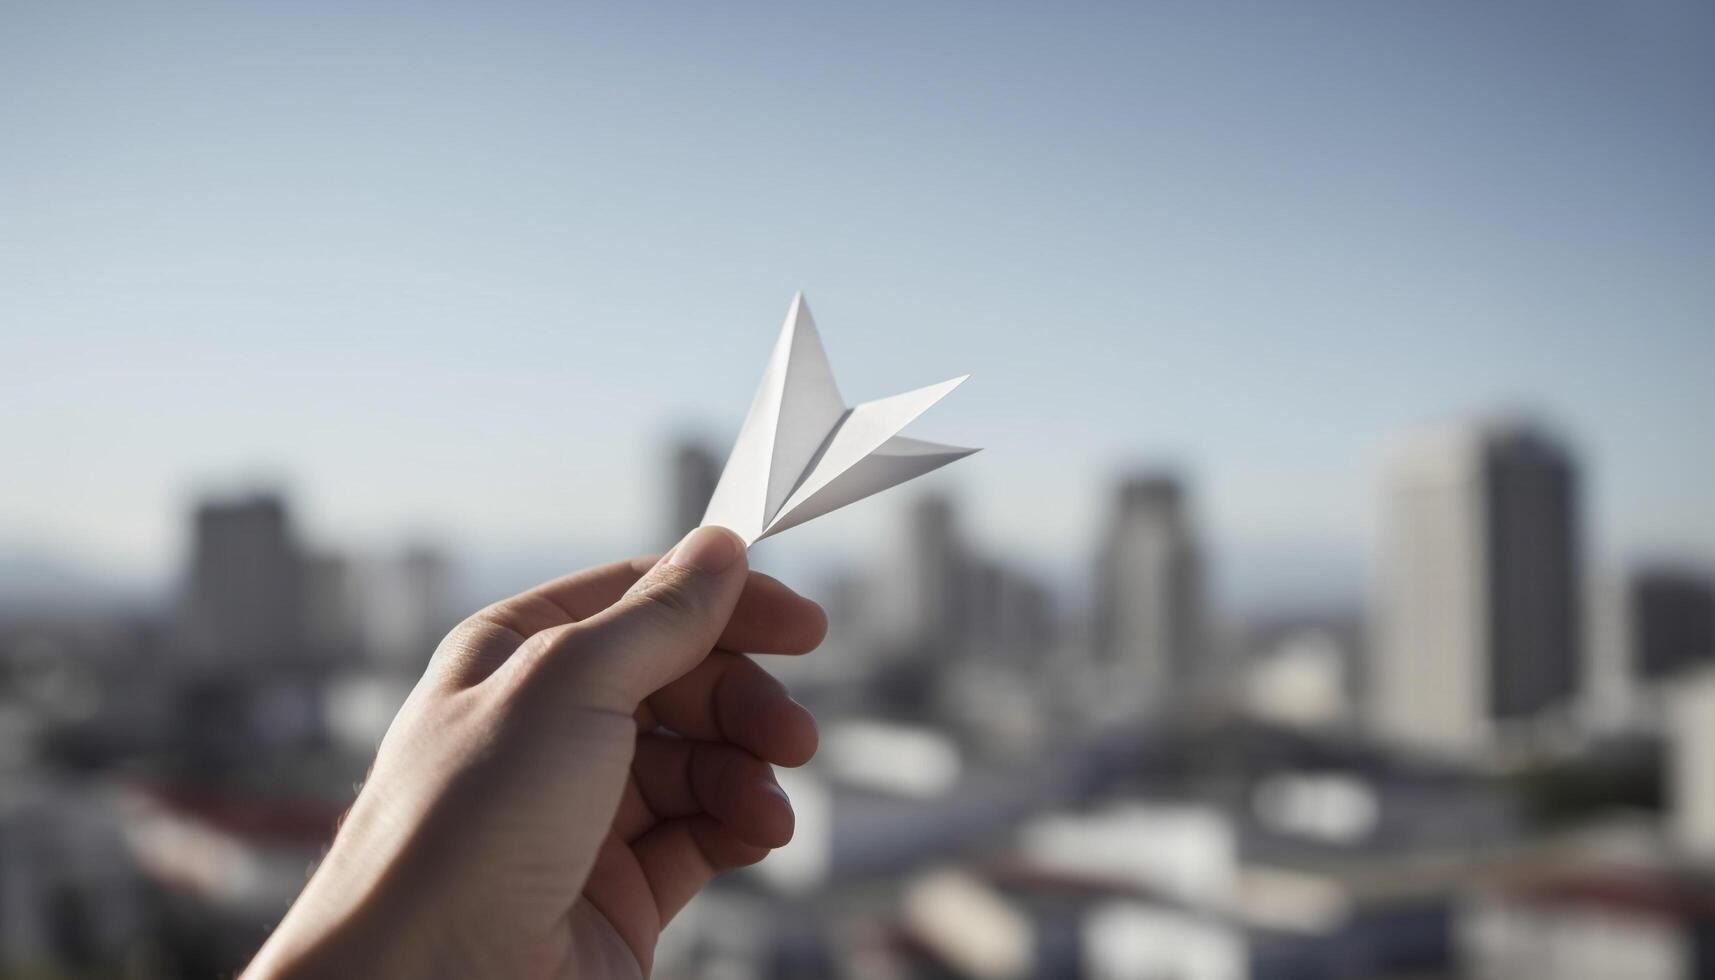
[702,293,976,545]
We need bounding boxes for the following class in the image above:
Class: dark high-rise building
[668,438,722,543]
[1483,427,1582,720]
[1633,566,1715,680]
[1375,422,1581,750]
[178,493,305,665]
[1092,472,1203,691]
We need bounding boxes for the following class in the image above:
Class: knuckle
[464,601,515,634]
[503,626,577,689]
[439,615,490,654]
[624,572,704,622]
[511,623,567,668]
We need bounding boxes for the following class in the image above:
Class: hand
[244,527,827,979]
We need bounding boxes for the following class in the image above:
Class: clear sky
[3,1,1712,605]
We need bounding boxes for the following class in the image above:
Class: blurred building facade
[1632,566,1715,682]
[1374,423,1582,753]
[901,494,969,658]
[1672,671,1715,858]
[1092,473,1205,698]
[176,495,305,667]
[359,545,454,668]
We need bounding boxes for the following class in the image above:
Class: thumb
[549,525,749,711]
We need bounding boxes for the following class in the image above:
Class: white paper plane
[702,293,977,545]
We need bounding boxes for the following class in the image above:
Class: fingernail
[669,525,743,574]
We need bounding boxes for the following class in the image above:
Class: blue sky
[3,1,1711,606]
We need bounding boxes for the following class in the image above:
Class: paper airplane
[702,293,976,544]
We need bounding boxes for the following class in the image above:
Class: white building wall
[1374,427,1491,753]
[1671,669,1715,857]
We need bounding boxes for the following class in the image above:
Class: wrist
[245,794,448,979]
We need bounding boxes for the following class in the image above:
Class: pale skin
[243,526,826,979]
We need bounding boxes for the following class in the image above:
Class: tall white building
[1373,422,1581,753]
[1671,670,1715,858]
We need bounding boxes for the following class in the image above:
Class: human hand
[244,526,826,979]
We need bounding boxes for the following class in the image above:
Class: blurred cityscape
[3,416,1714,980]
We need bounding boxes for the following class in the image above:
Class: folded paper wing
[701,293,976,545]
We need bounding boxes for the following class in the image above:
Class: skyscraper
[1632,566,1715,681]
[1092,472,1203,696]
[668,438,722,543]
[177,492,305,666]
[902,493,968,657]
[1374,422,1581,752]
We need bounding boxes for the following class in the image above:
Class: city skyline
[29,409,1706,749]
[2,409,1707,623]
[4,1,1713,598]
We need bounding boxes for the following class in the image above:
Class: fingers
[631,815,772,927]
[483,557,658,635]
[719,571,829,656]
[436,533,826,688]
[429,558,654,685]
[607,737,791,943]
[618,736,793,848]
[527,527,749,712]
[485,551,826,655]
[639,651,818,767]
